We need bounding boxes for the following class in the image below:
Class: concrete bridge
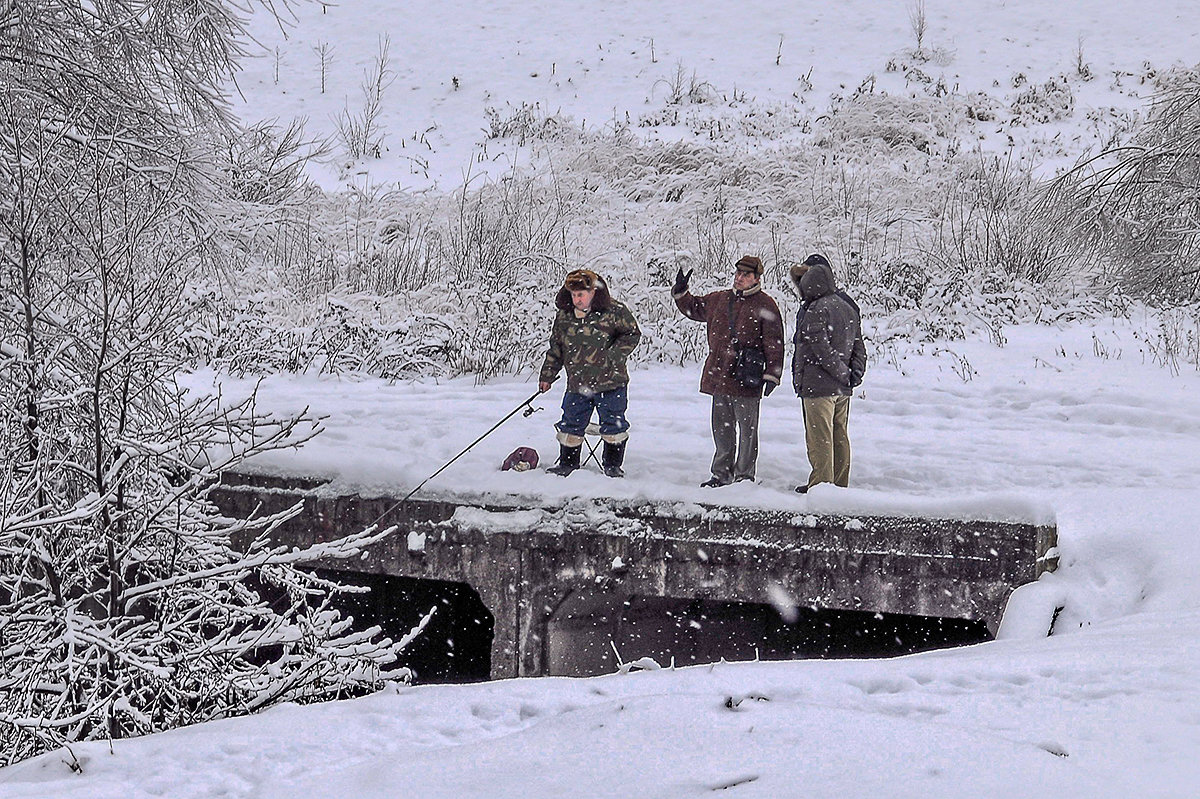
[212,473,1058,680]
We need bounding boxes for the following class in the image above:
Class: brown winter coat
[674,284,785,397]
[791,262,867,398]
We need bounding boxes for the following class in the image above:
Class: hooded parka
[791,263,866,398]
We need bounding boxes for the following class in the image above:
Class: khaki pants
[802,395,851,489]
[711,394,761,483]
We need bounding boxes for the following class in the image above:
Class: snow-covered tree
[0,0,410,765]
[1049,68,1200,300]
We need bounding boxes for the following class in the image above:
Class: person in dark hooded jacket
[790,253,867,492]
[538,269,641,477]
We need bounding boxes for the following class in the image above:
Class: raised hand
[672,267,693,295]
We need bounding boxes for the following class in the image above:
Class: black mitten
[672,268,693,295]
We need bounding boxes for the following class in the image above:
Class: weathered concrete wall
[211,474,1057,679]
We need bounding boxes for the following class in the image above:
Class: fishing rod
[367,389,543,529]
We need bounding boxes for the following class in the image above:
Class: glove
[672,267,693,295]
[763,381,777,397]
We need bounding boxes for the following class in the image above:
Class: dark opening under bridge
[213,473,1057,681]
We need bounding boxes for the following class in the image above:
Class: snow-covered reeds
[208,64,1200,383]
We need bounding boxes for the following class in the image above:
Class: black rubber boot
[601,440,626,478]
[547,444,581,476]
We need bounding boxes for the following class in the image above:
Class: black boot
[601,440,626,478]
[547,444,581,476]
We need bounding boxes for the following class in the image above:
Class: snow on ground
[212,317,1198,511]
[5,319,1200,798]
[6,624,1200,798]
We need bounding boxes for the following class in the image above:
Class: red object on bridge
[501,446,539,472]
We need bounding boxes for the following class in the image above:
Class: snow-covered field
[4,1,1200,796]
[5,320,1200,798]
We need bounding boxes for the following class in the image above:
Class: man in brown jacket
[673,255,785,487]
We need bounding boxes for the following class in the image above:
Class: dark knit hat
[564,269,599,291]
[734,255,763,276]
[801,253,831,269]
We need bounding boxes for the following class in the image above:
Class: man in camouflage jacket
[538,269,641,477]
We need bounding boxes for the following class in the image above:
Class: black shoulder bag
[729,294,766,389]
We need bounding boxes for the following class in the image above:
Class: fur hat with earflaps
[555,268,612,311]
[563,269,599,292]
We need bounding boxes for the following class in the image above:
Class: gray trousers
[710,394,761,483]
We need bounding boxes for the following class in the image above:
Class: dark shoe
[700,477,730,488]
[601,440,626,478]
[794,484,808,494]
[547,444,582,477]
[734,476,755,484]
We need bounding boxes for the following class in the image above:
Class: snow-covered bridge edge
[212,473,1058,679]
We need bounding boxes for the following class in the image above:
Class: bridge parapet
[212,473,1057,679]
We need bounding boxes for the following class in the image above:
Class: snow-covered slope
[234,0,1200,189]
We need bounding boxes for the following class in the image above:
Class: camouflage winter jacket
[538,278,641,394]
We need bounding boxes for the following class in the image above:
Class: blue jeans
[556,386,629,437]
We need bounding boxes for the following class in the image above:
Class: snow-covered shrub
[641,101,811,144]
[0,150,407,769]
[484,102,578,145]
[965,91,1001,122]
[928,154,1077,286]
[335,35,394,159]
[1128,305,1200,374]
[617,277,708,368]
[857,258,930,312]
[653,62,718,106]
[818,91,964,155]
[1009,74,1075,125]
[1048,66,1200,302]
[221,120,320,206]
[0,4,414,765]
[440,175,574,285]
[207,70,1165,383]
